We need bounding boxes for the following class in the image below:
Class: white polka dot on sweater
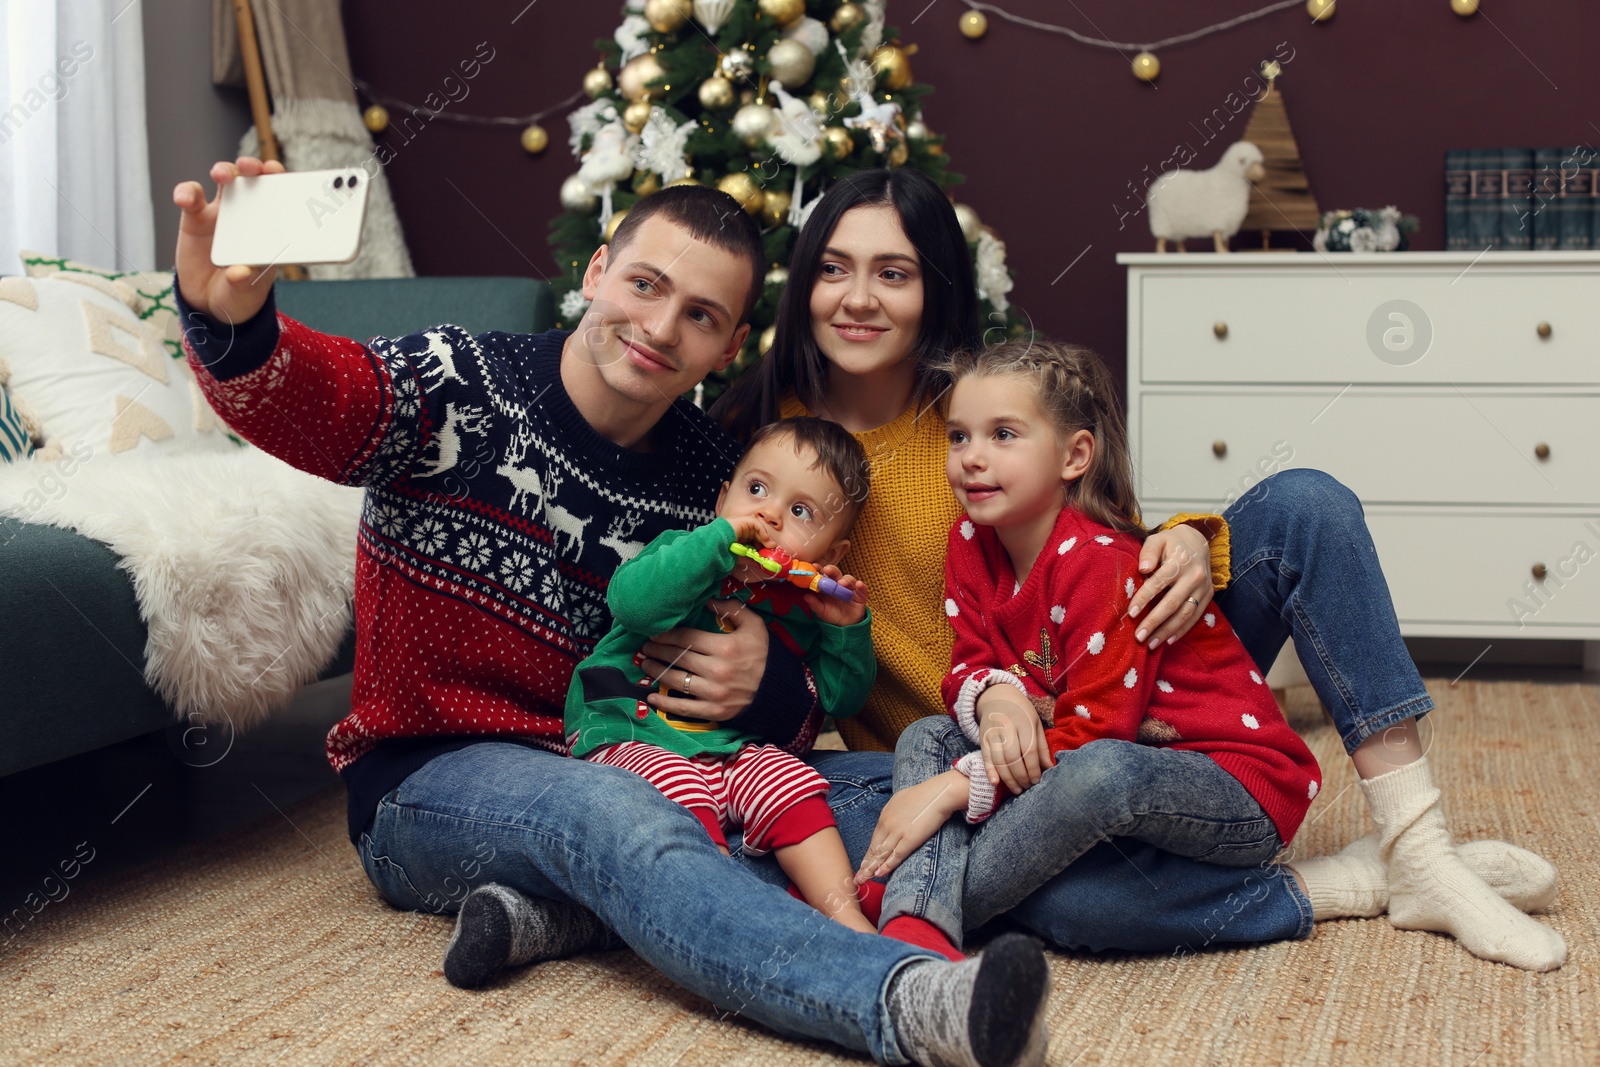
[1156,679,1174,693]
[952,662,967,674]
[1123,668,1138,688]
[1087,632,1106,654]
[1095,535,1114,545]
[945,598,959,617]
[1203,613,1216,627]
[1058,536,1077,555]
[960,520,975,540]
[1249,670,1262,684]
[1124,577,1136,598]
[1308,780,1319,799]
[1050,605,1065,625]
[1074,705,1090,718]
[1241,713,1260,730]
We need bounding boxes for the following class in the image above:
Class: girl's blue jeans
[355,469,1433,1058]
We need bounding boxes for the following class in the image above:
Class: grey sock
[443,884,619,989]
[886,933,1051,1067]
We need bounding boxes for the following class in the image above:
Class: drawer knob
[1532,562,1548,581]
[1535,442,1551,460]
[1213,321,1228,339]
[1537,321,1552,339]
[1212,439,1227,458]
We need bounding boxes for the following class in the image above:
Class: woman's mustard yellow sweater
[781,394,1230,751]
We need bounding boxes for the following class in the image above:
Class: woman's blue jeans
[810,469,1435,955]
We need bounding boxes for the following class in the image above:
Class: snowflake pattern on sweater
[179,292,746,774]
[941,506,1321,844]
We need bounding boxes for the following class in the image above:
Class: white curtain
[0,0,154,273]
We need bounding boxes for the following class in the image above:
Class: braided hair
[934,339,1146,540]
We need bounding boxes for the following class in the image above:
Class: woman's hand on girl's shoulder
[855,770,970,885]
[1129,524,1214,648]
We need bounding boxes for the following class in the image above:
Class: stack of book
[1445,147,1599,251]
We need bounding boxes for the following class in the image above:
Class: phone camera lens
[333,176,344,189]
[348,174,359,189]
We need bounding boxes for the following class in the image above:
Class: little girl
[855,339,1323,954]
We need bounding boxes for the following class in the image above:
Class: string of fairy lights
[352,0,1487,151]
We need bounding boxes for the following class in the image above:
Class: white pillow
[0,275,240,462]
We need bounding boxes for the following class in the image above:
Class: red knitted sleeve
[941,519,1031,746]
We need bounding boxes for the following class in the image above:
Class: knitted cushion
[0,276,242,461]
[20,250,182,362]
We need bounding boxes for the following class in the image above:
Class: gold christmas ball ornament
[765,265,789,287]
[760,190,791,227]
[958,11,988,39]
[1450,0,1478,14]
[604,208,630,242]
[871,44,916,91]
[831,2,865,32]
[1131,51,1161,82]
[623,100,654,134]
[520,124,550,154]
[362,104,389,133]
[618,53,667,102]
[952,202,981,243]
[887,139,908,167]
[644,0,693,33]
[632,170,661,196]
[698,75,736,110]
[665,175,701,188]
[731,102,778,146]
[1306,0,1335,21]
[823,126,854,161]
[807,90,834,116]
[758,324,777,354]
[717,172,766,215]
[560,175,598,214]
[767,39,816,88]
[758,0,805,27]
[582,65,613,99]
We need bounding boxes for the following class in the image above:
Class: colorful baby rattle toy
[730,542,856,602]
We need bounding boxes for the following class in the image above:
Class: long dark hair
[711,168,980,445]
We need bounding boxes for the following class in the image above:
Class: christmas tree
[549,0,1021,404]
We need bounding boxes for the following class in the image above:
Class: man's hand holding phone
[173,156,284,326]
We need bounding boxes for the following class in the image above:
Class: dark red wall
[343,0,1598,388]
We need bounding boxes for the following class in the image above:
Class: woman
[679,168,1564,970]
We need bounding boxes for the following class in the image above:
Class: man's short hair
[607,185,766,321]
[741,416,871,534]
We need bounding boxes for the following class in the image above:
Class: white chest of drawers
[1119,251,1600,667]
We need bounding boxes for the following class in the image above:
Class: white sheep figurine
[1147,141,1267,253]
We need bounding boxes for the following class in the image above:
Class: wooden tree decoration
[1238,60,1320,248]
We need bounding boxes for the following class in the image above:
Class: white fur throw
[0,447,362,728]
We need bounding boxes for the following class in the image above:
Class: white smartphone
[211,167,371,267]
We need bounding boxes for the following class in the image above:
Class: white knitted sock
[1362,758,1566,971]
[1291,833,1560,920]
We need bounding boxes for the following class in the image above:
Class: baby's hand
[806,565,868,626]
[726,517,774,582]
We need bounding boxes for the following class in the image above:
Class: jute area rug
[2,679,1593,1066]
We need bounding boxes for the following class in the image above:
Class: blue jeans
[811,469,1434,954]
[880,725,1283,945]
[357,742,934,1064]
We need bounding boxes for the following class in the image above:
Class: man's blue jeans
[810,469,1435,955]
[357,743,935,1064]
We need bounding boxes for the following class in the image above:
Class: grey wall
[142,0,251,270]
